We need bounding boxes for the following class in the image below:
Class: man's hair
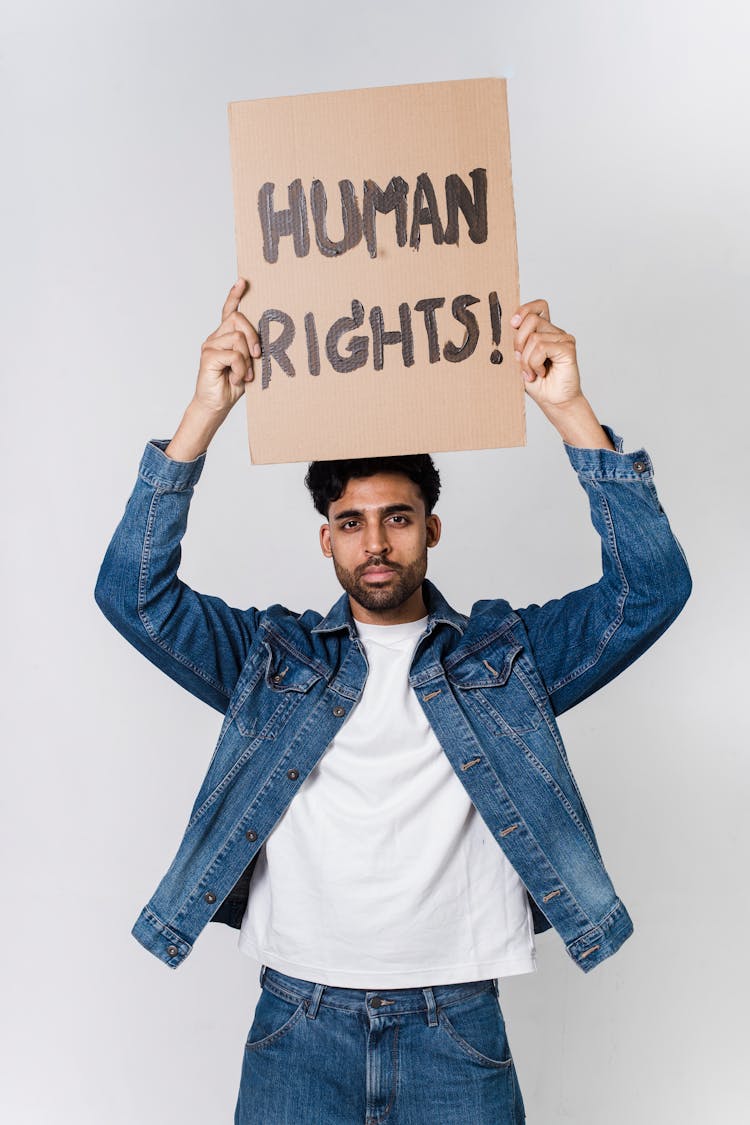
[304,455,441,517]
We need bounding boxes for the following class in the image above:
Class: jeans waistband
[259,965,499,1017]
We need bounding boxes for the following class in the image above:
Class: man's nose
[364,522,389,555]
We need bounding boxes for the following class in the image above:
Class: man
[95,279,691,1124]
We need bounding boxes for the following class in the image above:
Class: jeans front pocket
[438,987,513,1069]
[245,988,307,1053]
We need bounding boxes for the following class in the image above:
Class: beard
[331,550,428,613]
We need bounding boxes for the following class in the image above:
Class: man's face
[319,472,441,617]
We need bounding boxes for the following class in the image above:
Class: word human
[258,291,504,389]
[258,170,488,262]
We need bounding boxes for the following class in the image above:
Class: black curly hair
[305,455,441,517]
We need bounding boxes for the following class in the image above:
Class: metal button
[287,768,299,780]
[166,945,179,957]
[272,674,282,684]
[633,460,647,473]
[204,891,217,904]
[246,829,258,842]
[370,996,385,1008]
[333,706,346,717]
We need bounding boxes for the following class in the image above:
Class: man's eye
[389,515,408,525]
[342,520,359,530]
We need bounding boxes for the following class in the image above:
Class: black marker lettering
[370,303,414,370]
[362,177,409,258]
[409,173,445,250]
[444,169,488,245]
[414,297,445,363]
[310,179,362,257]
[259,309,296,388]
[257,180,310,264]
[325,300,369,373]
[304,312,320,376]
[488,291,503,364]
[443,295,480,363]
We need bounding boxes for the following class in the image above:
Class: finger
[202,330,254,380]
[202,345,252,387]
[205,312,261,365]
[510,298,551,331]
[513,312,561,354]
[214,328,255,381]
[221,278,248,324]
[205,328,251,364]
[521,332,575,379]
[220,310,262,359]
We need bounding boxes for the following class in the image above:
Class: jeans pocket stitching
[438,1008,513,1069]
[245,999,307,1052]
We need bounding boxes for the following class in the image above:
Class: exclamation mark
[489,291,503,365]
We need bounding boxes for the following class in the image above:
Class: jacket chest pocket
[232,641,323,739]
[445,639,545,737]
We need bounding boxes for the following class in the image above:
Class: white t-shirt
[238,615,536,986]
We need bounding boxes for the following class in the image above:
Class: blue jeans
[234,966,526,1123]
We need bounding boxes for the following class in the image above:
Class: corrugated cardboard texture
[228,78,524,464]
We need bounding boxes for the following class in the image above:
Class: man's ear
[320,523,332,558]
[426,514,442,549]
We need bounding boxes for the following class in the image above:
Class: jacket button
[333,706,346,717]
[272,674,282,684]
[246,830,258,842]
[633,460,647,473]
[204,891,217,904]
[370,997,384,1008]
[287,768,299,780]
[166,945,179,957]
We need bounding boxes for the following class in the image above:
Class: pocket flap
[446,640,523,689]
[263,641,322,693]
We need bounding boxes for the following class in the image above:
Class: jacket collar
[311,577,466,638]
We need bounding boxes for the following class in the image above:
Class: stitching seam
[137,490,231,701]
[547,486,629,696]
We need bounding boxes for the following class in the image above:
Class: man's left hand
[511,299,582,409]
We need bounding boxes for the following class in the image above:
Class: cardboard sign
[228,78,524,464]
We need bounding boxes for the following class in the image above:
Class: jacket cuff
[137,439,206,492]
[564,425,653,481]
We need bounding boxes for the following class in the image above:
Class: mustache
[356,559,401,578]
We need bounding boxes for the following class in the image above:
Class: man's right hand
[165,279,260,461]
[195,278,261,416]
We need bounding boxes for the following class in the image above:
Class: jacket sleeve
[94,439,261,712]
[515,427,692,717]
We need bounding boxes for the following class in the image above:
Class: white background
[2,1,748,1121]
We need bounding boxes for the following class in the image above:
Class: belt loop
[422,987,439,1027]
[259,964,267,988]
[306,983,325,1020]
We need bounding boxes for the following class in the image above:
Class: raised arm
[510,299,692,715]
[94,280,265,711]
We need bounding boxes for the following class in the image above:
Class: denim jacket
[95,429,691,975]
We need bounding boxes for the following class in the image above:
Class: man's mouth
[361,565,396,580]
